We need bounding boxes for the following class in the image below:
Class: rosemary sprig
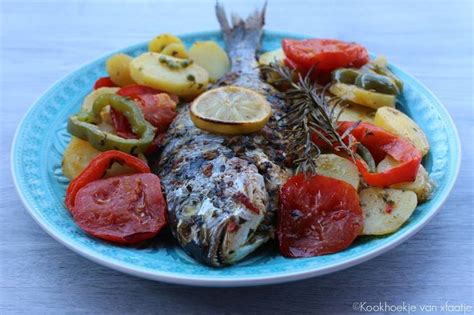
[260,62,358,175]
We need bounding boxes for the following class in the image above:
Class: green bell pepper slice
[332,68,361,85]
[354,72,400,95]
[67,93,156,154]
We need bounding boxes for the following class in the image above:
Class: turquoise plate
[11,31,461,287]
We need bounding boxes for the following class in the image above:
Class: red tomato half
[278,174,363,258]
[282,38,368,72]
[71,173,167,244]
[111,87,178,139]
[136,94,177,133]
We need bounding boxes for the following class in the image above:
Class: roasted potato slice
[62,137,147,180]
[148,33,183,53]
[130,52,208,98]
[377,156,434,202]
[359,187,417,235]
[336,103,375,124]
[258,48,285,66]
[374,106,429,156]
[106,53,135,86]
[188,41,230,82]
[161,43,189,59]
[315,154,360,189]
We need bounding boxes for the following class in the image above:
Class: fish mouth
[178,217,228,267]
[214,215,271,266]
[178,214,271,267]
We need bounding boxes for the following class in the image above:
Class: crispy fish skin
[157,4,290,267]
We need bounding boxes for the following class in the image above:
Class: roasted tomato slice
[282,38,369,72]
[71,173,167,244]
[135,94,177,133]
[110,90,177,138]
[278,174,363,257]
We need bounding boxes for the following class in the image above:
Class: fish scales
[157,4,290,267]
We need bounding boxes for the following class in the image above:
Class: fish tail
[215,1,266,55]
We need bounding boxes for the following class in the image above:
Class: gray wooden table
[1,0,472,313]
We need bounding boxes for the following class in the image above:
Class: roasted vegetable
[82,87,119,111]
[359,188,417,235]
[377,156,433,201]
[374,107,429,156]
[278,174,363,257]
[148,33,183,53]
[314,154,360,189]
[62,137,147,180]
[188,41,230,82]
[330,83,396,109]
[161,43,189,59]
[338,121,422,187]
[106,54,135,87]
[130,52,209,98]
[94,77,116,89]
[68,94,155,154]
[367,56,403,91]
[258,48,285,66]
[354,72,400,95]
[336,103,375,123]
[332,68,361,85]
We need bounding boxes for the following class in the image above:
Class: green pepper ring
[67,94,156,154]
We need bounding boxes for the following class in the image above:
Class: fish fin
[215,1,267,53]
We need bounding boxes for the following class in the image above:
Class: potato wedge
[130,52,208,98]
[374,106,429,156]
[188,41,230,82]
[314,154,360,189]
[336,103,375,123]
[106,53,135,86]
[161,43,189,59]
[329,83,395,109]
[377,156,433,202]
[258,48,285,66]
[148,33,183,53]
[62,137,147,180]
[359,187,417,235]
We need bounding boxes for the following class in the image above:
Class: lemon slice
[190,86,272,135]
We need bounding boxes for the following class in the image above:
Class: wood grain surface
[1,0,472,314]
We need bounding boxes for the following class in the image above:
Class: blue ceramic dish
[11,31,461,287]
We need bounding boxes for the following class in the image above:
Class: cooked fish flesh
[157,3,290,267]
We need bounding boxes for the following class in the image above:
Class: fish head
[173,157,271,266]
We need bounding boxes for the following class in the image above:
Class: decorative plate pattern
[11,31,461,286]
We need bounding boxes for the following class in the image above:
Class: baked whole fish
[157,4,290,267]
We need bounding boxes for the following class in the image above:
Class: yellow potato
[329,83,395,109]
[336,103,375,124]
[62,137,147,180]
[82,87,119,111]
[374,106,429,156]
[188,41,230,82]
[359,187,417,235]
[377,156,434,202]
[258,48,285,66]
[106,54,135,86]
[130,52,208,98]
[315,154,360,189]
[148,33,183,53]
[161,43,189,59]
